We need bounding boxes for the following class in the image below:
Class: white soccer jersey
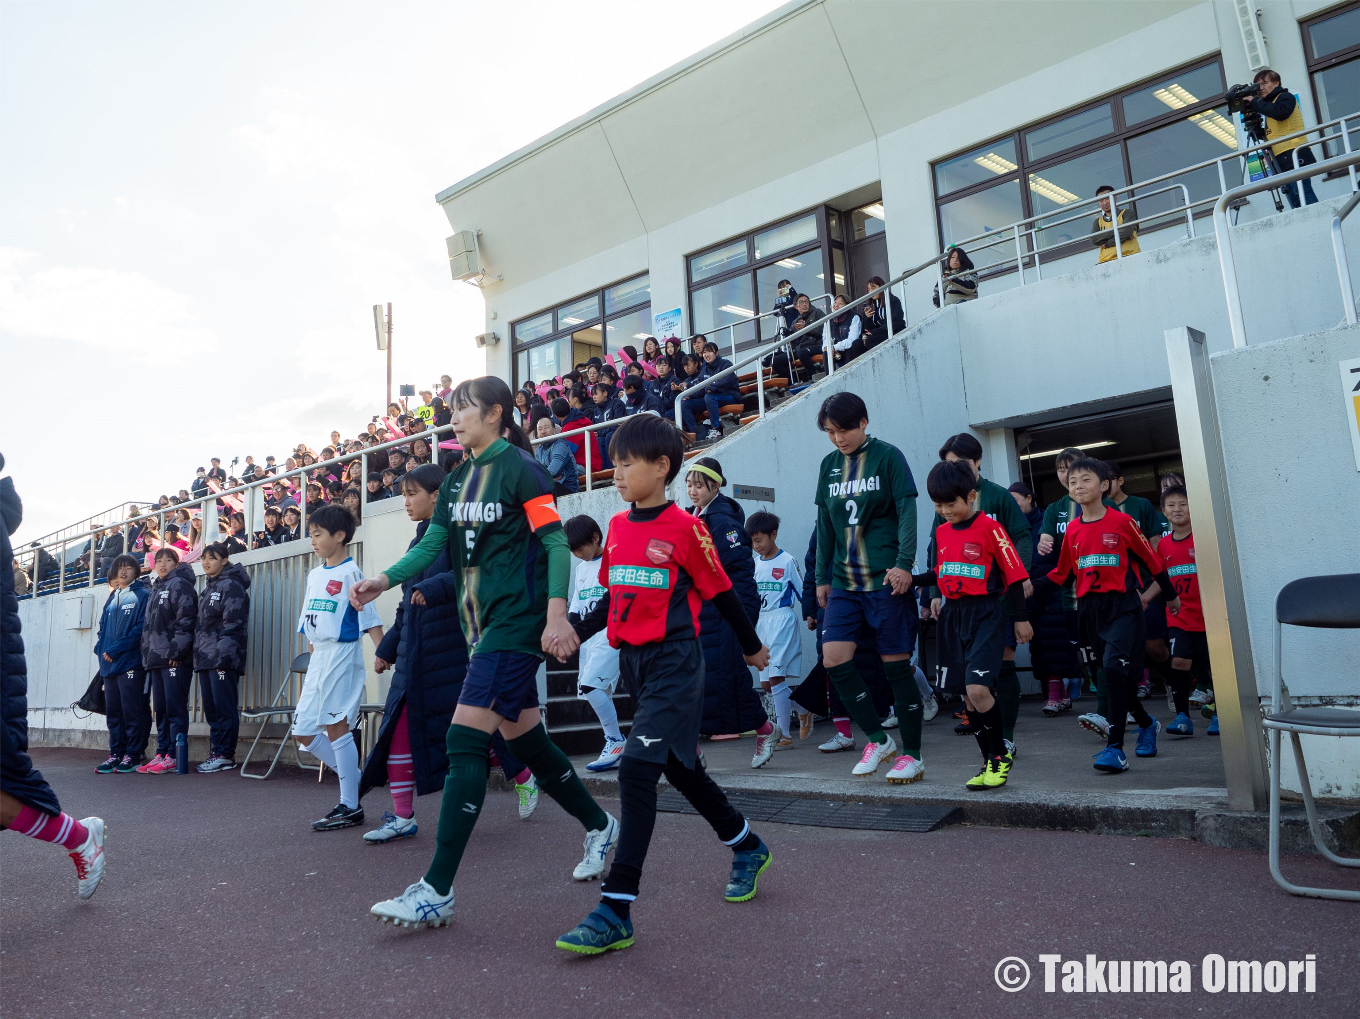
[570,555,608,620]
[753,549,802,613]
[571,555,620,692]
[298,557,381,644]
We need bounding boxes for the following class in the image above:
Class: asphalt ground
[3,748,1358,1019]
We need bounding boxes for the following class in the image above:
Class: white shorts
[575,633,621,695]
[756,609,801,684]
[292,640,367,736]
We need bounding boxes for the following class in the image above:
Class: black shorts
[1143,598,1168,641]
[1076,590,1146,676]
[934,596,1008,696]
[619,639,705,769]
[457,651,541,719]
[1167,627,1211,676]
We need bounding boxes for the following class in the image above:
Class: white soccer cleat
[922,694,939,722]
[1189,687,1212,709]
[363,812,418,844]
[371,879,455,929]
[516,775,539,820]
[885,754,925,784]
[880,710,898,730]
[573,812,619,881]
[585,737,627,773]
[70,817,106,900]
[751,728,780,769]
[818,732,856,753]
[851,735,897,777]
[1078,712,1111,738]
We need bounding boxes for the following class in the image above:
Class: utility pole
[374,302,393,408]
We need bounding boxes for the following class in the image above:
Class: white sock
[582,686,622,742]
[914,666,933,699]
[771,680,792,737]
[303,732,337,768]
[331,732,360,809]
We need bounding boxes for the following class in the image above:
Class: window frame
[510,272,651,387]
[1303,1,1360,153]
[930,56,1230,259]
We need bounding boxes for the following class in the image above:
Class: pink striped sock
[388,708,415,819]
[834,717,852,739]
[12,806,88,851]
[756,720,774,736]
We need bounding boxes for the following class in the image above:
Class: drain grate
[656,788,960,833]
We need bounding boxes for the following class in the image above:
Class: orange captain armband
[523,493,561,532]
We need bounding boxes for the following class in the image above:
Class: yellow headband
[688,463,724,486]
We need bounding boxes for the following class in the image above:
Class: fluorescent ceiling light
[632,333,650,340]
[561,316,583,325]
[1154,86,1236,148]
[1019,440,1116,461]
[1027,173,1081,205]
[776,258,803,268]
[973,153,1018,175]
[719,304,754,317]
[861,203,885,219]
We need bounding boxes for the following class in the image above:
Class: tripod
[1241,112,1285,215]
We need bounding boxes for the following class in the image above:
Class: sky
[0,0,785,544]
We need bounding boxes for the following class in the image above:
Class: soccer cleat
[555,903,634,955]
[95,755,119,775]
[1126,712,1137,724]
[1207,714,1219,736]
[922,694,939,722]
[851,736,897,777]
[516,775,539,820]
[1137,676,1152,699]
[965,763,991,790]
[1078,713,1110,738]
[885,754,925,784]
[1166,712,1194,736]
[1042,698,1064,716]
[146,755,178,775]
[725,837,772,902]
[750,729,779,768]
[1189,687,1212,709]
[1200,701,1217,720]
[364,811,418,844]
[196,755,236,774]
[585,737,626,773]
[1059,697,1072,713]
[982,755,1012,789]
[1093,746,1130,772]
[1004,739,1016,760]
[115,756,140,773]
[135,754,165,774]
[371,879,455,929]
[1067,678,1083,702]
[773,736,795,751]
[818,732,855,753]
[797,712,814,740]
[880,710,899,730]
[69,817,106,900]
[312,803,365,831]
[954,713,981,736]
[573,812,619,881]
[1135,718,1160,758]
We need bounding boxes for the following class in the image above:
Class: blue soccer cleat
[1165,713,1194,736]
[725,836,773,902]
[1092,746,1129,772]
[1135,718,1160,757]
[1207,714,1219,736]
[555,903,634,955]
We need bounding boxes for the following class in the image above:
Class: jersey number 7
[612,591,637,624]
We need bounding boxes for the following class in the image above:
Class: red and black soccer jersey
[599,502,732,647]
[1159,531,1204,631]
[930,513,1029,599]
[1048,507,1166,599]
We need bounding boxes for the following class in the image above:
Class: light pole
[373,303,393,408]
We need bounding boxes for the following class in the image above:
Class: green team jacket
[814,436,918,592]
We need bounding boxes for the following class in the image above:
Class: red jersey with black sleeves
[931,513,1029,599]
[1048,507,1165,599]
[1159,531,1204,631]
[600,502,732,647]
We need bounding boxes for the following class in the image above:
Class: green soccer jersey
[814,436,918,591]
[1112,494,1163,542]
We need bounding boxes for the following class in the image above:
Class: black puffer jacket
[141,561,198,668]
[360,521,469,799]
[193,562,250,672]
[692,494,766,735]
[1,475,61,815]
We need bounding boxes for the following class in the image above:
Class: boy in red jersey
[1040,458,1180,772]
[911,461,1032,789]
[552,414,771,955]
[1145,485,1212,736]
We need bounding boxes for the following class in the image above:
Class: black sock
[1169,668,1192,714]
[996,661,1021,742]
[600,896,631,922]
[976,702,1005,759]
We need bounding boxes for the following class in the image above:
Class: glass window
[933,138,1019,196]
[1024,104,1114,161]
[938,180,1023,248]
[690,275,757,351]
[1310,4,1360,59]
[523,338,571,382]
[1122,64,1226,126]
[689,238,748,284]
[513,312,552,344]
[556,294,599,330]
[1317,56,1360,123]
[603,274,650,314]
[603,307,653,352]
[1029,144,1126,250]
[570,326,604,368]
[827,247,847,294]
[1126,106,1240,224]
[850,202,886,240]
[753,215,818,260]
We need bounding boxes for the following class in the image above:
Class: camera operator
[1244,68,1318,209]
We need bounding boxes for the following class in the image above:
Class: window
[686,208,840,354]
[931,57,1233,259]
[511,273,650,388]
[1305,3,1360,156]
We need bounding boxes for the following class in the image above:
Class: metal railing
[1215,148,1360,348]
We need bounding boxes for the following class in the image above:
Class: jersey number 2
[846,499,859,525]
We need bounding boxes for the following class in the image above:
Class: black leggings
[601,751,747,901]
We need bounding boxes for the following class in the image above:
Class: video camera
[1226,82,1267,143]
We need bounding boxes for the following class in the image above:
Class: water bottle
[176,733,188,774]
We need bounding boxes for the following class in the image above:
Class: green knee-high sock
[826,661,887,744]
[424,724,491,896]
[1095,668,1109,719]
[996,661,1021,743]
[883,659,922,758]
[506,724,608,832]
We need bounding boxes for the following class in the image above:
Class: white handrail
[1332,191,1360,328]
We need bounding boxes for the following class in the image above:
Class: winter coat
[624,388,664,415]
[96,530,125,578]
[592,396,628,424]
[193,562,250,672]
[561,406,604,471]
[535,437,580,493]
[698,356,741,399]
[360,521,469,800]
[140,562,198,668]
[93,579,150,677]
[691,494,766,736]
[256,524,291,547]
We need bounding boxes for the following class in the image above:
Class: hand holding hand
[885,568,913,595]
[745,645,771,671]
[1014,621,1034,645]
[374,656,391,674]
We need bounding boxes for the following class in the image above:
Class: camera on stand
[1225,81,1284,213]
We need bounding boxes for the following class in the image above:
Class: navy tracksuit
[94,580,152,761]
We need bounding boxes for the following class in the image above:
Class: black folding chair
[1263,573,1360,901]
[239,652,317,780]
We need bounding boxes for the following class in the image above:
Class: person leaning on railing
[533,417,581,495]
[1090,185,1140,264]
[859,276,905,351]
[933,246,979,307]
[1243,68,1318,209]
